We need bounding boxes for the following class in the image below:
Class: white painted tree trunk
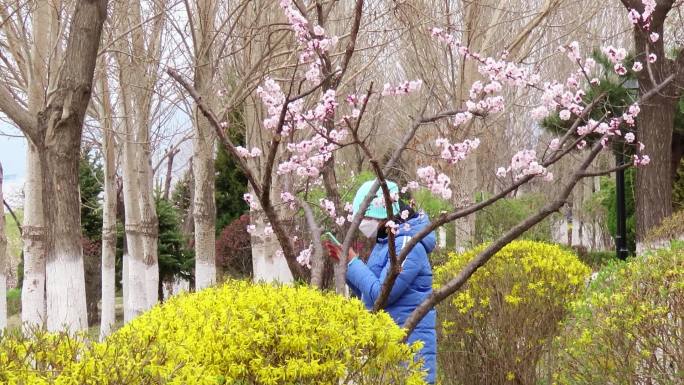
[21,146,46,328]
[99,85,117,338]
[250,208,293,283]
[190,0,218,290]
[121,131,148,321]
[0,163,8,330]
[438,226,447,249]
[139,157,159,308]
[192,96,217,290]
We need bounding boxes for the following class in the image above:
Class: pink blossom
[577,140,587,150]
[627,9,641,25]
[385,220,399,235]
[416,166,452,199]
[558,41,581,62]
[382,80,423,96]
[320,198,336,218]
[496,167,508,178]
[336,216,346,226]
[452,112,473,126]
[264,225,274,236]
[633,155,651,166]
[437,137,480,164]
[296,244,313,269]
[632,61,643,72]
[559,110,572,121]
[625,132,636,143]
[614,64,627,76]
[650,32,660,42]
[531,106,549,120]
[344,202,353,212]
[246,224,257,234]
[590,78,601,86]
[549,138,560,151]
[648,53,657,63]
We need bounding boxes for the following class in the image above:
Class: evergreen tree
[157,197,194,300]
[215,109,249,232]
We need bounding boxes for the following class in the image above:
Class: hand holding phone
[322,232,356,263]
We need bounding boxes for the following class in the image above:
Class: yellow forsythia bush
[434,240,590,385]
[0,281,426,385]
[549,242,684,385]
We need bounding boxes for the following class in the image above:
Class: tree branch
[0,83,37,142]
[402,138,606,337]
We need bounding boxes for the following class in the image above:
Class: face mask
[359,219,380,239]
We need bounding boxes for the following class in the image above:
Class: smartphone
[322,231,341,246]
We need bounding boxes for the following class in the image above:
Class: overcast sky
[0,123,27,205]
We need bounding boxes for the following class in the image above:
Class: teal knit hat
[352,180,400,219]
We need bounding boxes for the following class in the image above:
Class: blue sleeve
[346,236,425,307]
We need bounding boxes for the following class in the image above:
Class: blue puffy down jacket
[346,213,437,384]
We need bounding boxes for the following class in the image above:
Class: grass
[4,210,23,258]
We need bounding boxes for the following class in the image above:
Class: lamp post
[615,78,639,260]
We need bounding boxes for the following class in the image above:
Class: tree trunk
[99,74,117,338]
[21,146,46,328]
[191,0,218,290]
[0,163,7,331]
[635,94,675,240]
[633,14,676,242]
[121,130,148,321]
[19,0,54,330]
[139,152,159,309]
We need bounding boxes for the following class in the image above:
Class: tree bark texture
[98,71,117,339]
[632,4,678,241]
[191,0,218,290]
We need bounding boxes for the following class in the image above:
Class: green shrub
[6,288,20,316]
[474,194,553,245]
[644,209,684,245]
[1,281,426,385]
[549,242,684,385]
[434,241,590,385]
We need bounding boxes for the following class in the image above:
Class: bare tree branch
[0,84,36,141]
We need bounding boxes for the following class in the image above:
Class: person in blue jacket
[326,180,437,384]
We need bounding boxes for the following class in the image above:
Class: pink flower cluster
[416,166,452,200]
[431,28,538,88]
[243,193,260,210]
[320,198,336,218]
[627,0,657,29]
[381,80,423,96]
[236,146,262,158]
[279,0,338,83]
[296,244,313,268]
[498,149,553,181]
[280,192,297,210]
[435,137,480,164]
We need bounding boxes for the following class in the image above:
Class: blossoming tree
[169,0,678,336]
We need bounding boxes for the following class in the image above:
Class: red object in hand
[322,240,341,262]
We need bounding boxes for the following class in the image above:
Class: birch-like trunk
[114,0,164,314]
[0,163,7,330]
[21,146,46,327]
[191,0,218,289]
[121,128,148,321]
[139,154,159,308]
[19,0,54,330]
[99,74,117,338]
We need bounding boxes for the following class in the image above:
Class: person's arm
[346,237,425,307]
